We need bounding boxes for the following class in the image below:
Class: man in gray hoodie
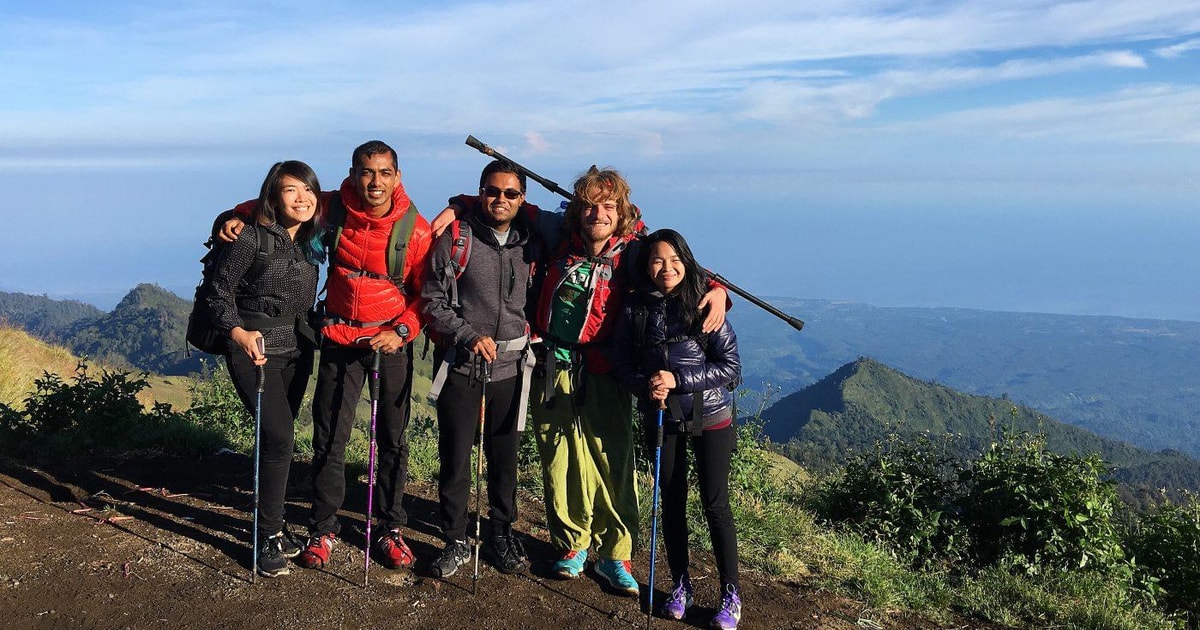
[421,159,537,577]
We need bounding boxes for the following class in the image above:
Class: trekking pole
[647,401,665,627]
[363,341,382,587]
[466,135,574,199]
[473,358,491,596]
[251,337,265,584]
[464,135,805,333]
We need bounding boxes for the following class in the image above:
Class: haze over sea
[2,2,1198,320]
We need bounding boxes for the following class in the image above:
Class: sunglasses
[482,185,523,200]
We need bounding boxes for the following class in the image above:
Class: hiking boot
[278,525,305,559]
[552,549,587,579]
[376,528,416,569]
[661,574,694,620]
[595,558,640,596]
[296,532,336,569]
[710,583,742,629]
[491,530,529,574]
[431,540,471,578]
[256,531,293,578]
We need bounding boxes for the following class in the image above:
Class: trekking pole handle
[464,136,574,200]
[255,337,266,393]
[369,348,381,399]
[654,403,665,448]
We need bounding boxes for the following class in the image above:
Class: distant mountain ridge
[763,357,1200,501]
[0,291,104,339]
[731,298,1200,457]
[5,287,1200,461]
[2,284,201,375]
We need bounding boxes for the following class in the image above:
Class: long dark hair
[253,160,324,264]
[635,228,707,334]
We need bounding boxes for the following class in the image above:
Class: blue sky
[1,1,1198,320]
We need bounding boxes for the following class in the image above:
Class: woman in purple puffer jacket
[610,228,743,630]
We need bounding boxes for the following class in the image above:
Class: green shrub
[962,432,1126,575]
[183,360,253,450]
[1129,495,1200,622]
[813,434,968,568]
[404,409,440,483]
[0,361,224,455]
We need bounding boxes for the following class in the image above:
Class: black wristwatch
[394,323,410,340]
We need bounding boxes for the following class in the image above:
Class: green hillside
[763,357,1200,500]
[731,298,1200,458]
[66,283,201,374]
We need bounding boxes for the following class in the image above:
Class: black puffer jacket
[610,291,741,430]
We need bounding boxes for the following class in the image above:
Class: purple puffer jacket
[610,291,740,430]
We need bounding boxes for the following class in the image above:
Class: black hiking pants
[226,346,313,537]
[651,422,740,589]
[436,371,522,541]
[309,342,413,536]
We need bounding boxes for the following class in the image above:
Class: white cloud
[886,84,1200,145]
[1154,37,1200,58]
[524,131,552,154]
[0,0,1195,168]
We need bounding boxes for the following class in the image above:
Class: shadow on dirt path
[0,454,1007,630]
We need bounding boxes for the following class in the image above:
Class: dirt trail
[0,454,999,630]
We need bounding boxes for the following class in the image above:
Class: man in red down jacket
[221,140,432,572]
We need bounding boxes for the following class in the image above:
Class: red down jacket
[232,176,431,348]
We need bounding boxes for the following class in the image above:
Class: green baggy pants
[532,368,639,561]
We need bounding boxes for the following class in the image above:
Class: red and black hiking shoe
[296,532,337,569]
[376,528,415,569]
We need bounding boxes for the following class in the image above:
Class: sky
[1,0,1198,320]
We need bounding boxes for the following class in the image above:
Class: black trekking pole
[646,401,665,627]
[472,357,491,596]
[362,340,382,587]
[464,135,805,333]
[251,337,266,584]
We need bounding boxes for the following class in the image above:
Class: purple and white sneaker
[710,583,741,629]
[661,574,693,619]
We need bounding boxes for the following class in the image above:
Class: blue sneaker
[595,558,640,596]
[661,574,693,619]
[552,549,587,579]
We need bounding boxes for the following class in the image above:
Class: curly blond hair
[563,166,640,239]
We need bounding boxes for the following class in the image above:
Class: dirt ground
[0,453,1005,630]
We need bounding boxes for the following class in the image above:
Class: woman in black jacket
[207,160,323,578]
[611,228,743,629]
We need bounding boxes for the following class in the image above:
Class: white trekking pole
[472,358,491,595]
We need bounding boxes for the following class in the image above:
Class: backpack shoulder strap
[386,202,420,285]
[244,224,278,284]
[446,219,472,309]
[449,220,472,278]
[632,299,650,352]
[324,193,347,262]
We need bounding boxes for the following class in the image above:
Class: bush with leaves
[0,361,223,455]
[1129,495,1200,621]
[962,432,1126,575]
[814,433,968,568]
[183,359,253,450]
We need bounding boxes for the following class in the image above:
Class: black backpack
[186,211,297,355]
